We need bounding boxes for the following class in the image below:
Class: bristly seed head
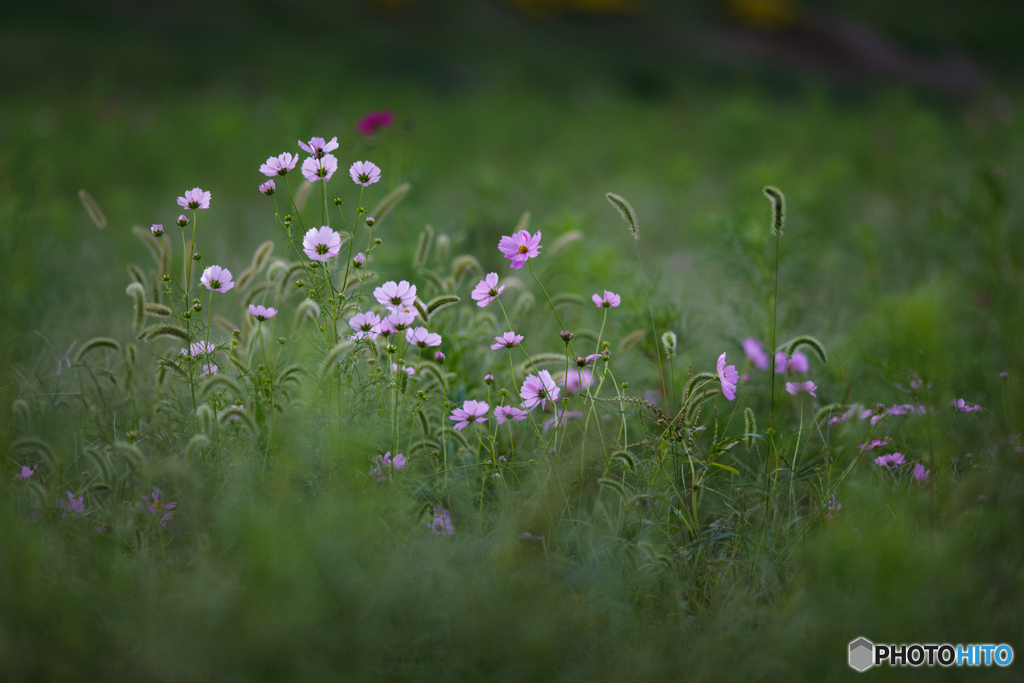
[763,185,785,236]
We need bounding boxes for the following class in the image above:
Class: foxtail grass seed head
[259,180,275,196]
[300,154,338,183]
[200,266,235,293]
[350,160,382,186]
[302,226,342,261]
[763,185,785,236]
[661,331,677,359]
[177,214,189,227]
[79,189,107,228]
[151,224,165,237]
[177,187,211,210]
[259,152,298,177]
[744,407,757,450]
[782,335,828,365]
[605,192,638,239]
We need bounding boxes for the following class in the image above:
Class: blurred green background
[2,0,1023,680]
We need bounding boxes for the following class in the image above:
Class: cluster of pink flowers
[741,338,810,373]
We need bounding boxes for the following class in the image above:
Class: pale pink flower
[495,405,528,424]
[520,371,560,410]
[348,311,381,340]
[13,465,35,480]
[372,451,406,481]
[742,338,769,371]
[491,331,523,350]
[542,409,584,432]
[859,438,891,451]
[406,327,441,348]
[591,290,621,308]
[774,351,809,373]
[430,506,455,535]
[177,187,211,210]
[717,352,739,401]
[785,381,817,397]
[374,280,417,309]
[562,368,594,394]
[300,154,338,183]
[913,463,930,482]
[349,160,382,186]
[450,399,489,430]
[498,230,542,269]
[141,490,179,531]
[874,452,905,468]
[151,224,165,237]
[302,226,342,261]
[357,111,395,136]
[374,318,398,338]
[201,364,218,378]
[259,180,275,196]
[248,304,277,321]
[472,273,505,307]
[259,152,299,177]
[951,398,982,413]
[59,491,84,518]
[181,341,215,358]
[392,363,415,377]
[200,265,235,293]
[297,136,338,159]
[385,309,416,332]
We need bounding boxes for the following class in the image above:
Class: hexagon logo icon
[849,637,874,672]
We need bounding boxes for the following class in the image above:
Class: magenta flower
[177,187,211,210]
[141,490,179,531]
[430,506,455,535]
[859,438,891,451]
[259,180,275,196]
[491,331,523,350]
[520,370,560,410]
[495,405,529,424]
[874,452,905,468]
[450,399,489,430]
[742,338,770,371]
[392,363,415,377]
[348,311,381,340]
[357,111,395,136]
[13,465,35,480]
[249,304,277,321]
[353,252,366,268]
[774,351,809,373]
[300,154,338,183]
[591,290,621,308]
[951,398,982,413]
[717,352,739,401]
[151,224,165,237]
[472,273,505,307]
[200,265,235,293]
[785,381,817,397]
[302,226,342,261]
[434,351,445,363]
[406,327,442,348]
[498,230,543,270]
[181,341,215,358]
[349,160,382,186]
[201,364,218,378]
[259,152,299,177]
[374,280,417,310]
[298,136,339,159]
[385,309,416,332]
[59,491,84,518]
[913,463,930,483]
[372,451,407,481]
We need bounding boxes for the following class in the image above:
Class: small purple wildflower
[177,187,211,210]
[349,160,382,186]
[498,230,542,269]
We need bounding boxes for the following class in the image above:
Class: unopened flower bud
[192,303,202,312]
[232,329,241,336]
[177,215,189,227]
[374,238,382,245]
[601,349,611,360]
[332,197,343,206]
[183,311,192,319]
[278,337,286,344]
[386,344,397,354]
[295,280,305,288]
[621,382,629,389]
[353,252,366,268]
[434,351,445,363]
[192,252,202,261]
[484,374,494,385]
[559,330,574,343]
[365,216,376,227]
[151,224,165,237]
[498,388,508,396]
[368,358,376,365]
[309,261,318,269]
[161,274,171,282]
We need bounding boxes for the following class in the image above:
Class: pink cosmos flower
[472,273,505,307]
[300,154,338,183]
[562,368,594,394]
[785,381,817,397]
[200,265,235,293]
[374,280,417,310]
[391,364,415,378]
[430,506,455,535]
[774,351,809,373]
[543,409,584,432]
[151,224,165,237]
[13,465,35,480]
[259,180,275,196]
[349,160,382,186]
[495,405,529,424]
[520,371,560,410]
[592,290,621,308]
[498,230,543,269]
[372,451,407,481]
[406,327,442,348]
[375,318,398,337]
[859,438,892,451]
[177,187,211,210]
[353,252,366,268]
[951,398,982,413]
[874,452,905,468]
[298,136,339,159]
[717,352,739,401]
[249,304,277,321]
[348,311,381,340]
[742,338,770,371]
[201,364,218,378]
[141,490,179,531]
[302,226,342,261]
[913,463,930,483]
[59,491,84,518]
[259,152,299,177]
[357,111,395,136]
[181,341,215,358]
[385,310,416,332]
[450,400,489,430]
[491,331,523,350]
